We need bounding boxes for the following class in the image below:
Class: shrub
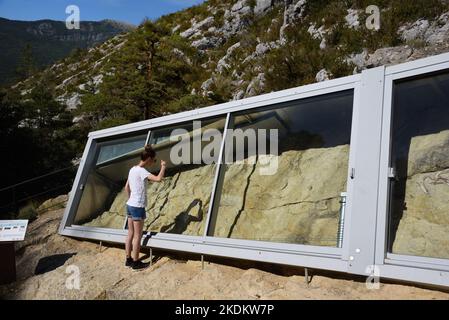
[18,203,38,221]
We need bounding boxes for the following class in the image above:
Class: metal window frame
[59,51,449,288]
[59,138,97,230]
[85,75,359,140]
[375,52,449,287]
[203,113,232,239]
[60,74,359,273]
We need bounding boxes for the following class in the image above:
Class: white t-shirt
[126,166,150,208]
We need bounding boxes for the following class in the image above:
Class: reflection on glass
[142,117,225,236]
[73,133,148,228]
[388,72,449,259]
[209,90,354,246]
[73,117,226,237]
[97,139,148,164]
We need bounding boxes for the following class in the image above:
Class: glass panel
[73,133,148,228]
[209,90,354,247]
[388,72,449,259]
[73,117,226,236]
[143,117,225,236]
[97,139,148,164]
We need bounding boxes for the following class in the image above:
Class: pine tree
[16,43,37,80]
[79,20,204,130]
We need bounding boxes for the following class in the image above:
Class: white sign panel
[0,220,28,242]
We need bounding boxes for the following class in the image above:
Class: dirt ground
[1,208,448,300]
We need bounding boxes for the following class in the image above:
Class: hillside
[10,0,449,127]
[3,0,449,218]
[1,203,448,299]
[0,17,134,85]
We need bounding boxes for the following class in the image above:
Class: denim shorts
[127,205,146,221]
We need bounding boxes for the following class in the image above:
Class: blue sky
[0,0,206,25]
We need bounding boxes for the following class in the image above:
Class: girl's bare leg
[125,217,134,259]
[132,220,144,261]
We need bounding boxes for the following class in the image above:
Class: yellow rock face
[392,130,449,259]
[84,144,350,248]
[212,146,349,246]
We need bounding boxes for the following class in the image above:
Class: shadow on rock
[34,253,77,275]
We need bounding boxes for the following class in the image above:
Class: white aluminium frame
[60,74,359,273]
[60,51,449,288]
[374,53,449,286]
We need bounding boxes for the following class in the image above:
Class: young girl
[124,145,166,270]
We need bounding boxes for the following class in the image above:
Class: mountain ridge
[0,17,135,85]
[13,1,449,112]
[2,0,449,212]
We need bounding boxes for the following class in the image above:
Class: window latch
[350,168,355,179]
[388,167,397,180]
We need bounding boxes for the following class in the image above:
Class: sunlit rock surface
[392,130,449,259]
[85,144,349,247]
[85,130,449,258]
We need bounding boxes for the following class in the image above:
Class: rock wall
[212,146,349,246]
[392,130,449,259]
[85,164,216,236]
[84,130,449,256]
[85,144,350,247]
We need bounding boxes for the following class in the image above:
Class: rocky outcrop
[345,9,360,29]
[255,0,274,16]
[345,50,369,73]
[347,43,449,74]
[398,19,431,43]
[392,130,449,259]
[58,93,82,111]
[345,11,449,72]
[216,42,241,73]
[221,0,253,39]
[398,12,449,45]
[245,72,266,97]
[315,69,331,82]
[365,46,414,68]
[280,0,307,42]
[200,77,215,97]
[181,17,215,38]
[85,144,350,247]
[307,23,327,50]
[37,195,68,214]
[191,36,224,50]
[242,41,280,65]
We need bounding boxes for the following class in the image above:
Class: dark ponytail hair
[141,145,156,161]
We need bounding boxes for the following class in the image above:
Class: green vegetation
[2,0,449,218]
[0,78,84,216]
[78,20,210,130]
[0,18,133,86]
[17,203,38,221]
